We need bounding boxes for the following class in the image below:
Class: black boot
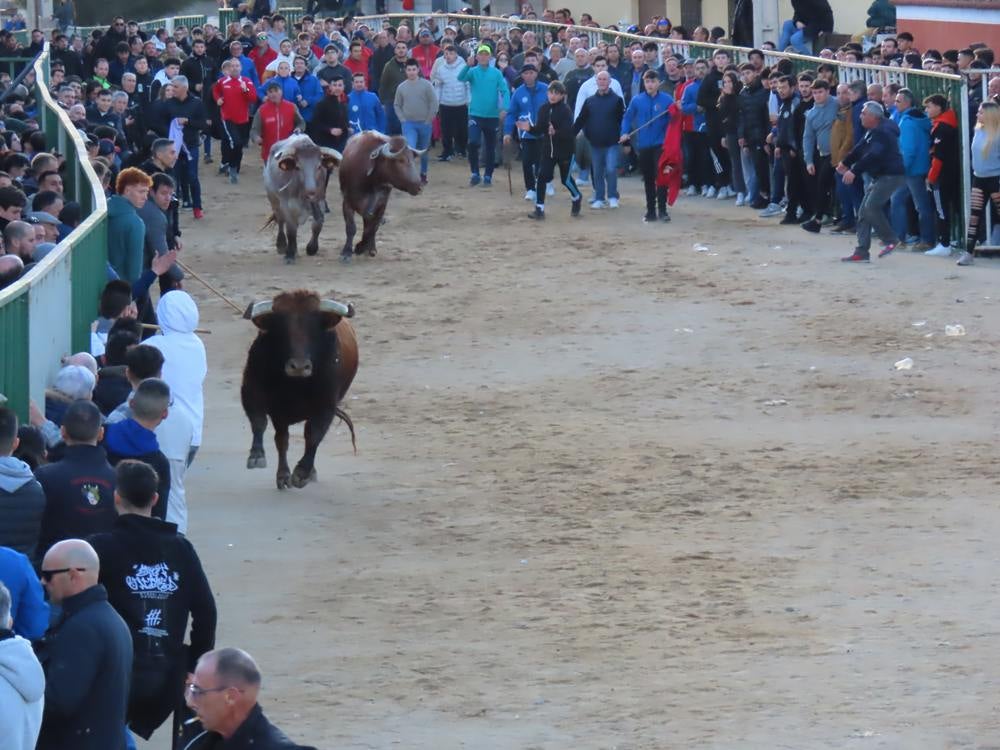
[529,206,545,220]
[571,197,581,217]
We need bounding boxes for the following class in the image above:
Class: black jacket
[531,101,576,161]
[93,366,132,416]
[719,91,742,136]
[153,93,209,149]
[792,0,834,33]
[35,584,133,750]
[185,704,318,749]
[843,117,904,178]
[574,90,625,148]
[308,94,348,151]
[0,456,45,562]
[793,96,813,149]
[34,444,117,560]
[180,53,220,100]
[775,94,797,150]
[697,67,725,129]
[737,78,770,144]
[89,513,217,739]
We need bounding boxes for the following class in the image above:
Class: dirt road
[147,153,1000,749]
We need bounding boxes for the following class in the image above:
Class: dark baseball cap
[520,63,537,73]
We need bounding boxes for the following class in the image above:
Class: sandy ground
[139,147,1000,750]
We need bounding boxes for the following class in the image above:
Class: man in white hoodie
[146,291,206,467]
[431,44,470,161]
[0,581,45,750]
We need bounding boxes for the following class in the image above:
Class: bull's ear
[278,157,297,171]
[318,312,342,330]
[320,147,342,170]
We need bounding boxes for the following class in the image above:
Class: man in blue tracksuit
[504,64,549,201]
[347,71,386,135]
[620,70,673,222]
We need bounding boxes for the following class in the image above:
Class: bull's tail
[260,214,276,232]
[334,406,357,454]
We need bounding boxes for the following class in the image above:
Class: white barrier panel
[27,248,72,409]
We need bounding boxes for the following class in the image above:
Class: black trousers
[638,146,667,215]
[439,104,467,156]
[683,131,709,189]
[780,150,810,218]
[536,155,581,206]
[808,154,835,221]
[748,143,771,202]
[220,120,249,172]
[520,138,541,192]
[933,179,957,247]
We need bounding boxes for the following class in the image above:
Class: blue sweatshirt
[897,107,931,176]
[347,89,386,133]
[680,78,705,133]
[504,82,549,139]
[972,128,1000,177]
[458,63,510,119]
[292,71,324,122]
[257,74,301,104]
[621,91,673,149]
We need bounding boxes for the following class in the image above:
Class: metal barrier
[0,45,108,417]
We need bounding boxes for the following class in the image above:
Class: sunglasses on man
[40,567,87,582]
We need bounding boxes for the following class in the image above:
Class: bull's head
[367,136,423,196]
[275,142,343,203]
[244,293,354,378]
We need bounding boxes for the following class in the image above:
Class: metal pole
[959,77,971,251]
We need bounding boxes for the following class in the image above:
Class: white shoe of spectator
[734,192,745,207]
[524,189,536,201]
[546,184,555,196]
[686,185,698,197]
[704,186,717,198]
[759,202,783,218]
[608,197,620,208]
[577,173,589,185]
[590,199,606,209]
[925,244,952,257]
[717,186,731,199]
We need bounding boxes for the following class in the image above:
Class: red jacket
[411,43,441,79]
[256,99,298,160]
[212,75,258,124]
[249,46,277,81]
[344,54,370,88]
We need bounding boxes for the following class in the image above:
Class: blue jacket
[680,78,705,132]
[347,89,386,133]
[504,82,549,139]
[844,117,904,178]
[622,91,673,149]
[292,71,324,122]
[574,90,625,148]
[0,546,48,639]
[257,75,301,104]
[851,98,866,144]
[897,106,931,176]
[234,54,259,87]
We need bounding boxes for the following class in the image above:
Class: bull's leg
[291,411,335,488]
[341,199,356,261]
[274,421,292,489]
[284,224,298,264]
[276,221,287,254]
[242,389,268,469]
[357,200,387,257]
[305,202,323,256]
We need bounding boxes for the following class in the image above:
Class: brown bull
[338,131,424,261]
[242,290,359,489]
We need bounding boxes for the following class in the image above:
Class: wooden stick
[140,322,212,334]
[175,260,245,315]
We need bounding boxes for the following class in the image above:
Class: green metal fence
[0,45,108,418]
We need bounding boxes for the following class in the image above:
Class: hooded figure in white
[0,583,45,750]
[146,291,207,453]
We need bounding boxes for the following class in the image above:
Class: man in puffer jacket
[431,44,469,160]
[0,407,44,561]
[889,87,935,250]
[0,581,44,750]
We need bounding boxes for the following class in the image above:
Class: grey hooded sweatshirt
[0,632,45,750]
[0,456,45,559]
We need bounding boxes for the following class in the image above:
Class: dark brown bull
[338,131,424,261]
[241,290,359,489]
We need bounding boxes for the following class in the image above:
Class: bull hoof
[276,236,287,253]
[284,256,296,265]
[305,241,319,256]
[291,466,317,488]
[367,246,377,257]
[276,471,291,490]
[353,244,365,256]
[247,452,266,469]
[340,252,352,264]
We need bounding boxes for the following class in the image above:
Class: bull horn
[382,141,406,158]
[246,300,273,319]
[320,299,354,318]
[319,147,342,163]
[410,147,427,156]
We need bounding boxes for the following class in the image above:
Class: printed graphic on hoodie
[126,562,180,639]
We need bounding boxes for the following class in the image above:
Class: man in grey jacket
[137,173,183,293]
[0,581,45,750]
[801,79,839,232]
[394,59,438,184]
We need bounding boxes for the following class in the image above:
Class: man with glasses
[182,648,317,749]
[90,460,216,746]
[35,538,132,750]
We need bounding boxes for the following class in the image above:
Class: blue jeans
[402,121,431,176]
[890,174,936,244]
[778,19,814,55]
[385,107,402,135]
[468,116,498,177]
[835,171,862,226]
[174,145,202,210]
[741,147,758,201]
[590,145,618,201]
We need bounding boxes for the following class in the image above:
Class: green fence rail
[0,45,108,418]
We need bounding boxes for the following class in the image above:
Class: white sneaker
[734,192,745,207]
[759,202,783,218]
[704,186,717,199]
[716,186,729,200]
[608,197,619,208]
[590,199,606,209]
[546,183,555,196]
[924,244,952,257]
[524,189,536,202]
[686,185,698,197]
